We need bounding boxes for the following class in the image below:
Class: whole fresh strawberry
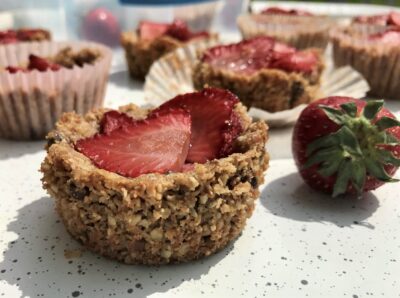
[292,96,400,197]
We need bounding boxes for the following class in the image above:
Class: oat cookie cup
[237,8,335,50]
[41,90,269,265]
[0,41,112,140]
[352,11,400,27]
[121,20,216,80]
[193,37,324,113]
[332,26,400,99]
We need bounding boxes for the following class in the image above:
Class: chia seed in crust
[41,103,269,265]
[192,49,324,113]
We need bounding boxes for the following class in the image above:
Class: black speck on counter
[301,280,308,285]
[71,291,80,297]
[127,289,133,294]
[135,283,142,289]
[353,295,358,298]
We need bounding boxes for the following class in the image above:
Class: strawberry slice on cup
[76,109,192,178]
[293,97,400,197]
[151,88,242,163]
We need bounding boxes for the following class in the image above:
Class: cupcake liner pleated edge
[0,41,112,140]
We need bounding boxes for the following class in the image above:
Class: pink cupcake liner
[0,41,112,140]
[331,25,400,99]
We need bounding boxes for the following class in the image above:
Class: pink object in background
[82,7,121,47]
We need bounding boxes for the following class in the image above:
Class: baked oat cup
[41,101,269,265]
[237,13,336,50]
[0,41,112,140]
[332,26,400,99]
[144,38,370,127]
[121,20,217,80]
[192,37,325,113]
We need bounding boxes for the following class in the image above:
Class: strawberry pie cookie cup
[237,8,336,50]
[145,37,370,127]
[41,88,269,265]
[332,26,400,99]
[192,37,325,113]
[0,41,111,140]
[121,20,217,80]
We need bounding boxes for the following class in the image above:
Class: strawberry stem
[304,100,400,197]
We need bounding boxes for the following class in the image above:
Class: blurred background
[298,0,399,3]
[0,0,399,49]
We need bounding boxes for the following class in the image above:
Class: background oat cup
[332,25,400,99]
[237,14,336,50]
[0,41,112,140]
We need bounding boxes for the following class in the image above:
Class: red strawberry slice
[202,37,275,75]
[369,29,400,45]
[270,51,318,73]
[76,109,191,178]
[220,111,243,158]
[273,42,296,56]
[388,11,400,26]
[139,21,169,40]
[5,66,26,74]
[0,30,18,44]
[100,110,135,134]
[165,20,209,42]
[139,19,209,42]
[202,37,317,75]
[261,7,313,16]
[151,88,242,163]
[28,54,61,72]
[165,20,192,41]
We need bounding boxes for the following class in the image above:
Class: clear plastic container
[61,0,222,48]
[119,0,222,32]
[0,0,67,40]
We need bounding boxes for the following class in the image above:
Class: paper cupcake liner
[331,25,400,99]
[0,41,112,140]
[144,39,370,128]
[237,14,335,49]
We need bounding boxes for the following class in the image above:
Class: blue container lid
[120,0,217,5]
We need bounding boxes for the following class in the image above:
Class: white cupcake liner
[0,41,112,140]
[237,14,336,49]
[144,39,370,128]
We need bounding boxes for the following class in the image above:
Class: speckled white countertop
[1,2,400,297]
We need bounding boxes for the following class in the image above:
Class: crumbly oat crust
[121,32,185,81]
[53,47,102,68]
[41,103,269,265]
[192,49,324,113]
[19,29,51,42]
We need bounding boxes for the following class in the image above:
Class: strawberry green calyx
[304,100,400,197]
